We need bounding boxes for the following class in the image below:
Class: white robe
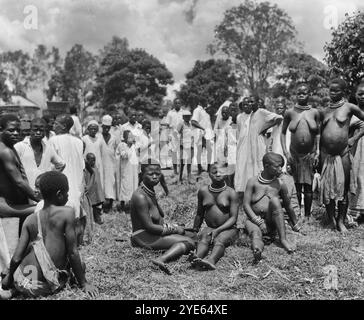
[100,133,117,200]
[214,118,231,164]
[270,122,291,171]
[116,143,139,202]
[48,134,85,218]
[234,109,282,192]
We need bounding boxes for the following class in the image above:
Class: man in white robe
[49,114,85,219]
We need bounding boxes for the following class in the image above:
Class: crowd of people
[0,77,364,299]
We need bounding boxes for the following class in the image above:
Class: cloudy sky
[0,0,363,102]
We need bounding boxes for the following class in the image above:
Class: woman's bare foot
[195,258,216,270]
[151,259,172,275]
[280,239,295,254]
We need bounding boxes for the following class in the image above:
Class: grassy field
[29,171,364,300]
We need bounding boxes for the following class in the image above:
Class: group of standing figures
[1,76,364,298]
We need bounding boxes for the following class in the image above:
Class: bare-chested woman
[320,78,364,233]
[243,152,301,261]
[189,163,239,270]
[281,84,320,221]
[130,160,195,275]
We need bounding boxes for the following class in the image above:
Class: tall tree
[177,59,236,114]
[324,12,364,96]
[47,44,97,107]
[0,50,32,96]
[209,0,298,95]
[271,52,329,99]
[96,40,173,115]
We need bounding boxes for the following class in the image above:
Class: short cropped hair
[56,114,74,131]
[31,118,46,128]
[330,78,347,91]
[262,152,285,167]
[39,171,69,200]
[0,114,20,130]
[69,106,77,115]
[140,158,161,174]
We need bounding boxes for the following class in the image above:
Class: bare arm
[243,179,264,226]
[351,104,364,122]
[280,111,290,159]
[191,120,204,131]
[50,147,66,172]
[280,182,298,227]
[192,189,205,232]
[0,149,38,202]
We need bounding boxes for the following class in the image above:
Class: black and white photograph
[0,0,364,304]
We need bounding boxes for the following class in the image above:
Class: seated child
[1,171,98,298]
[243,152,301,262]
[190,162,239,270]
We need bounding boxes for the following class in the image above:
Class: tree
[177,59,236,114]
[30,45,62,96]
[0,50,32,96]
[47,44,97,108]
[96,39,173,116]
[209,0,298,96]
[0,70,11,102]
[271,52,329,99]
[324,12,364,95]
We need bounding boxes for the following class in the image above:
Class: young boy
[1,171,98,298]
[243,152,301,262]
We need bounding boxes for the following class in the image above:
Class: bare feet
[253,248,262,264]
[187,251,199,263]
[326,216,337,231]
[336,220,348,234]
[280,239,295,254]
[151,259,172,275]
[195,258,216,270]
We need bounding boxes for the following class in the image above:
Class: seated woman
[130,160,195,275]
[243,152,301,262]
[189,162,239,270]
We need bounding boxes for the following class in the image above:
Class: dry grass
[22,171,364,300]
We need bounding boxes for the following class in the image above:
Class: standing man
[14,118,65,191]
[120,110,142,140]
[214,106,231,165]
[165,98,184,176]
[49,114,84,219]
[100,115,118,213]
[69,106,82,138]
[235,96,283,199]
[191,100,214,175]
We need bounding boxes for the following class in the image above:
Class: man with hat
[100,115,118,213]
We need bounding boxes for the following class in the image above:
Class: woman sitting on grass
[130,159,195,275]
[189,162,239,270]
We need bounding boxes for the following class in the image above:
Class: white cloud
[0,0,363,85]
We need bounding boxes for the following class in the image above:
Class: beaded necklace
[294,104,311,111]
[258,172,275,184]
[329,99,346,109]
[140,182,156,198]
[208,182,227,193]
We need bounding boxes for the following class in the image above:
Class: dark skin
[128,112,137,125]
[130,164,194,274]
[281,85,320,220]
[87,124,99,138]
[243,159,299,255]
[320,82,364,233]
[1,184,98,298]
[0,121,38,203]
[192,164,238,269]
[137,111,144,125]
[102,125,111,144]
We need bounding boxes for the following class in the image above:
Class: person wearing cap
[100,115,118,213]
[177,109,195,184]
